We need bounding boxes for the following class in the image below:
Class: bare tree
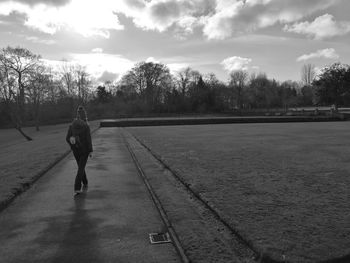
[0,65,14,103]
[27,63,50,131]
[0,63,17,118]
[176,67,192,96]
[229,70,248,110]
[0,47,41,121]
[204,73,220,86]
[190,70,201,86]
[0,64,32,140]
[60,59,76,96]
[301,64,315,86]
[75,65,91,103]
[122,62,172,107]
[103,80,116,94]
[0,47,41,140]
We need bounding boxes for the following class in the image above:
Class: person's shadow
[51,194,103,263]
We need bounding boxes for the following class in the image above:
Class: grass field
[0,121,100,208]
[127,122,350,262]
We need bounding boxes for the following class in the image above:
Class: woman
[66,105,93,195]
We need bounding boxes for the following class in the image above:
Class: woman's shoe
[74,190,82,195]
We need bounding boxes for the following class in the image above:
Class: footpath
[0,128,180,263]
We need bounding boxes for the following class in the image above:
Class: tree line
[86,61,350,116]
[1,46,350,140]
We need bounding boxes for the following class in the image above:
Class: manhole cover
[149,232,171,244]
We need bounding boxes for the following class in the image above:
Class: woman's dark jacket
[66,119,93,155]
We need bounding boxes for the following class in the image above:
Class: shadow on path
[50,193,103,263]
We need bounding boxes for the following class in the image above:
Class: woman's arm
[87,126,93,153]
[66,125,72,145]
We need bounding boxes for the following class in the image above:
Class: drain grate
[149,232,171,244]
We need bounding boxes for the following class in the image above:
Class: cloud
[314,66,322,77]
[115,0,339,39]
[0,10,27,26]
[146,57,160,63]
[0,0,124,37]
[175,16,199,35]
[284,14,350,39]
[71,52,134,79]
[0,0,71,7]
[144,57,189,74]
[116,0,213,32]
[98,71,119,83]
[0,0,343,40]
[296,48,340,62]
[167,62,190,74]
[221,56,252,72]
[203,0,339,39]
[42,53,135,81]
[92,48,103,53]
[26,36,56,45]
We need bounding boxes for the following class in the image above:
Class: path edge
[0,126,100,213]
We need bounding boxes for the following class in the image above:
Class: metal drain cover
[149,232,171,244]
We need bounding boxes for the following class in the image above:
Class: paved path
[0,128,180,263]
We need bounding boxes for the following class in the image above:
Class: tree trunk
[18,72,25,121]
[35,102,40,131]
[8,105,33,141]
[16,126,33,141]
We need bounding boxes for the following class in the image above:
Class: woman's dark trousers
[72,150,89,191]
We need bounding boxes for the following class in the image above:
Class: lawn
[0,120,100,208]
[126,122,350,262]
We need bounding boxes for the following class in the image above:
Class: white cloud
[146,57,160,63]
[176,16,198,33]
[167,62,190,74]
[40,58,64,69]
[297,48,340,62]
[25,36,56,45]
[5,0,70,7]
[114,0,340,40]
[42,53,135,81]
[174,16,201,39]
[284,14,350,39]
[0,0,343,40]
[221,56,252,72]
[203,0,339,39]
[0,0,124,37]
[314,66,322,77]
[92,48,103,53]
[145,57,189,74]
[202,1,245,40]
[115,0,212,32]
[71,52,134,79]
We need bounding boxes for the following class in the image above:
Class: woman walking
[66,105,93,195]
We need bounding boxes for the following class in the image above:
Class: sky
[0,0,349,84]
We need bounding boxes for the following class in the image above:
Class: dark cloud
[0,0,71,6]
[150,1,181,22]
[181,0,215,16]
[123,0,145,9]
[98,71,119,82]
[0,10,27,25]
[229,0,336,27]
[203,0,340,39]
[150,0,214,21]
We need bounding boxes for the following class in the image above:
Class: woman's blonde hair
[76,105,89,123]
